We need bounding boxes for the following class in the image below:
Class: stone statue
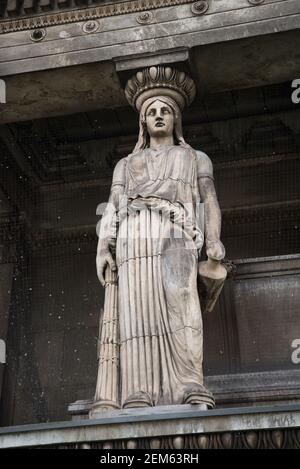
[90,67,226,417]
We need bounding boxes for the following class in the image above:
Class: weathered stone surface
[92,66,225,413]
[1,403,300,449]
[1,30,300,124]
[1,0,299,77]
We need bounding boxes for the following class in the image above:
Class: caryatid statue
[90,66,226,416]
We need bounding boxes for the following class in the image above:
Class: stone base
[70,401,210,422]
[1,403,300,449]
[86,387,215,420]
[89,400,120,419]
[69,370,300,421]
[122,392,154,410]
[73,398,213,422]
[90,403,210,423]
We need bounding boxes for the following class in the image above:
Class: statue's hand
[206,239,225,261]
[96,248,117,287]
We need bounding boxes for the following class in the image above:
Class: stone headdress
[125,66,196,152]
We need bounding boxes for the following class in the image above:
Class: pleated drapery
[117,198,205,407]
[92,145,216,413]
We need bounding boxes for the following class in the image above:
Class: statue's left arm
[196,151,225,261]
[96,158,127,286]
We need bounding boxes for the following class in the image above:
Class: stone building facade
[0,0,300,448]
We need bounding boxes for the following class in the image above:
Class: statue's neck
[149,135,174,150]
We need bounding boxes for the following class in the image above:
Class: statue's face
[145,100,174,138]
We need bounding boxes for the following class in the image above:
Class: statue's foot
[182,384,215,408]
[122,391,153,409]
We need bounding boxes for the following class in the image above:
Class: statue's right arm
[96,158,127,286]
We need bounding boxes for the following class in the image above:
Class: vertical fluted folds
[90,265,120,416]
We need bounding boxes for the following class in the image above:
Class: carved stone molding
[29,27,46,42]
[30,226,97,252]
[222,200,300,226]
[69,369,300,421]
[52,429,300,449]
[136,11,154,25]
[214,152,300,171]
[248,0,265,5]
[82,19,101,34]
[191,1,209,16]
[125,66,196,111]
[0,0,196,34]
[2,403,299,448]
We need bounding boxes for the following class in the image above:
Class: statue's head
[138,96,185,149]
[144,99,174,140]
[125,66,196,152]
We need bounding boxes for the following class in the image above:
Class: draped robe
[98,145,214,408]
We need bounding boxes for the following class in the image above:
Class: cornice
[0,0,196,34]
[222,200,300,226]
[214,152,300,171]
[30,225,97,252]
